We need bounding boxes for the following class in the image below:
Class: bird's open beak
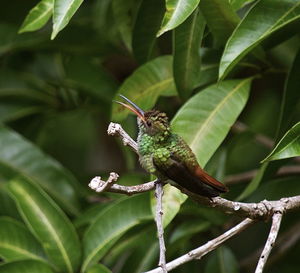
[114,94,146,124]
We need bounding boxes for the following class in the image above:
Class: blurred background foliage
[0,0,300,272]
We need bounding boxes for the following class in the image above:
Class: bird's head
[115,95,171,140]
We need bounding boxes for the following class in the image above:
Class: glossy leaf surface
[82,194,152,271]
[112,56,176,121]
[0,126,81,215]
[219,0,300,79]
[19,0,53,33]
[173,8,205,100]
[0,217,47,263]
[7,178,81,273]
[200,0,240,47]
[132,0,165,63]
[172,78,252,166]
[0,260,54,273]
[262,122,300,162]
[158,0,200,36]
[52,0,85,39]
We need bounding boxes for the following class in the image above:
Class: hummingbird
[115,95,228,197]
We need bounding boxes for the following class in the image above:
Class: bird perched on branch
[115,95,228,197]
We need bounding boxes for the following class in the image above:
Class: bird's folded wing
[153,154,228,197]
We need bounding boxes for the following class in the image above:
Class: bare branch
[144,218,255,273]
[87,122,300,273]
[173,185,300,220]
[108,122,138,152]
[255,212,283,273]
[89,172,300,220]
[155,182,167,273]
[269,220,300,264]
[89,172,119,192]
[89,175,156,195]
[241,221,300,270]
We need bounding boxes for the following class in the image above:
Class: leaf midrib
[270,134,300,158]
[0,243,47,263]
[190,79,250,149]
[13,185,73,273]
[221,2,300,74]
[182,10,198,90]
[23,0,53,30]
[82,219,151,272]
[53,0,83,31]
[0,158,78,215]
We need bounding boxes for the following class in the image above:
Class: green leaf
[103,226,154,266]
[157,0,201,36]
[277,48,300,137]
[119,228,158,273]
[82,194,152,272]
[0,126,81,215]
[0,217,47,263]
[173,8,205,100]
[151,184,187,227]
[219,0,300,80]
[159,79,251,226]
[204,246,239,273]
[236,162,268,201]
[0,24,46,56]
[195,48,222,88]
[130,242,158,273]
[247,176,300,202]
[51,0,85,39]
[229,0,256,11]
[170,220,211,244]
[132,0,165,64]
[86,264,112,273]
[7,178,81,273]
[172,78,252,167]
[111,56,176,121]
[262,122,300,162]
[19,0,53,33]
[64,56,118,102]
[200,0,240,47]
[74,203,112,229]
[0,189,20,220]
[112,0,135,51]
[0,101,44,123]
[0,260,54,273]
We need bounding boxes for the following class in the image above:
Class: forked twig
[87,122,300,273]
[144,218,255,273]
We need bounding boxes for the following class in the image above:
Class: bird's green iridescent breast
[138,133,171,167]
[138,134,156,155]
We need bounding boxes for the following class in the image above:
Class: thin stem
[155,182,167,273]
[145,218,255,273]
[255,212,283,273]
[241,220,300,270]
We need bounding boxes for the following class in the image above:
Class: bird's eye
[146,120,152,127]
